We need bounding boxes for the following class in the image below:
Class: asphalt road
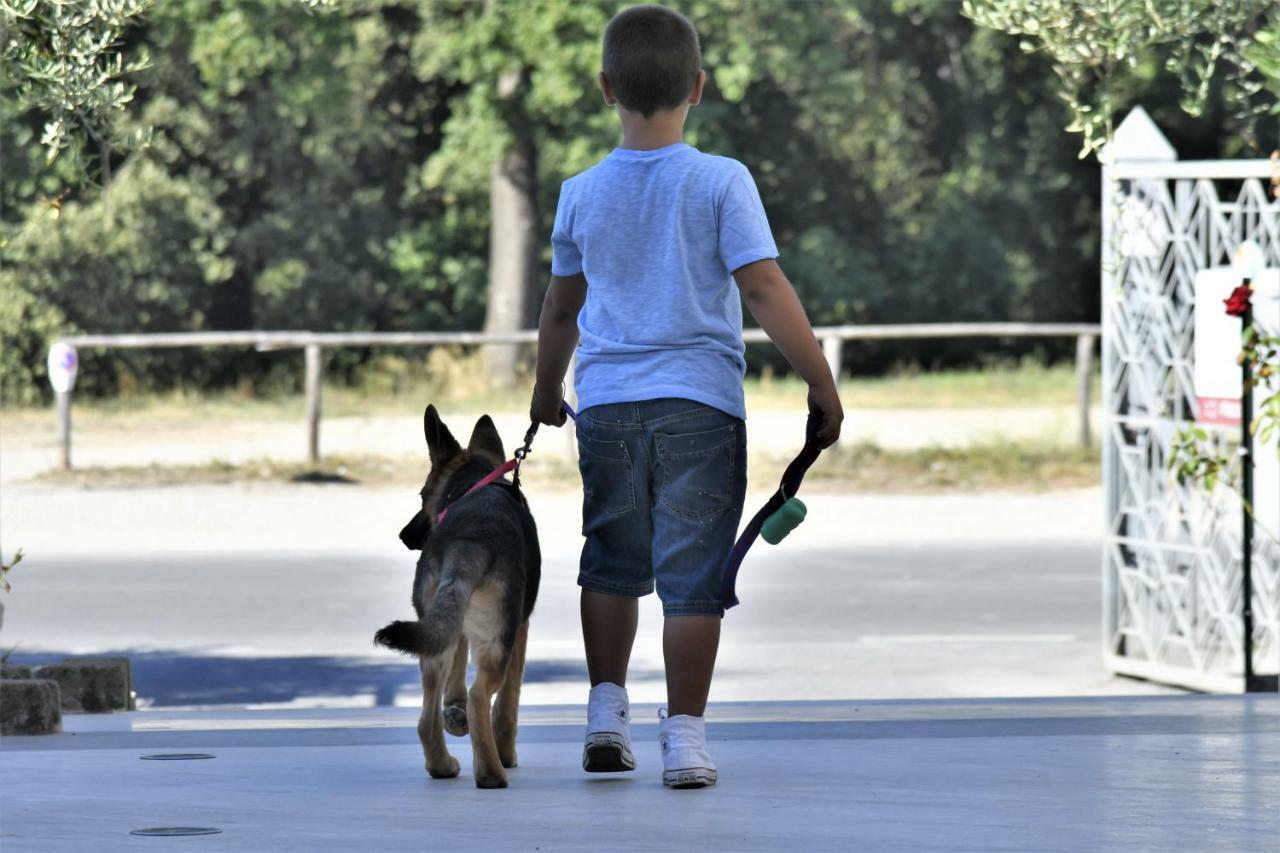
[0,482,1176,706]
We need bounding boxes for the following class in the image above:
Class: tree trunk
[484,73,539,389]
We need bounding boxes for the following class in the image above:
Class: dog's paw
[443,702,469,737]
[475,771,508,789]
[426,755,461,779]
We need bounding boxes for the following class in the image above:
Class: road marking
[854,633,1078,645]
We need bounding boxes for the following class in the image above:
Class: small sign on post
[47,342,78,470]
[1194,248,1277,427]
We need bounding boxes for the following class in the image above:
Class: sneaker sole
[582,733,635,773]
[663,767,717,789]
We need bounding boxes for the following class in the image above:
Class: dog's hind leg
[442,635,469,737]
[418,653,459,779]
[467,645,510,789]
[493,620,529,769]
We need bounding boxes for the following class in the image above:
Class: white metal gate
[1102,108,1280,693]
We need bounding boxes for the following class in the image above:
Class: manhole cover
[139,753,215,760]
[130,827,222,837]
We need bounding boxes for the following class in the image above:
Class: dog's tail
[374,578,471,658]
[377,541,495,658]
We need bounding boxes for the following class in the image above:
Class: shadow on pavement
[8,651,661,708]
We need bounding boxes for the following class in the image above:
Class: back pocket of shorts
[578,431,636,518]
[655,423,737,522]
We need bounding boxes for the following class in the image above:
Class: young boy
[529,4,843,789]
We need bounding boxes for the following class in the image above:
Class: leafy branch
[1,0,153,171]
[1170,315,1280,544]
[963,0,1279,157]
[0,547,24,594]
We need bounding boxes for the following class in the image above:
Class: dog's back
[380,468,540,661]
[374,406,540,789]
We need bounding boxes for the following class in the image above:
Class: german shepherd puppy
[375,405,540,789]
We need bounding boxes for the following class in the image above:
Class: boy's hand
[530,384,568,427]
[807,381,843,448]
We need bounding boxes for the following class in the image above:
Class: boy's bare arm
[530,273,587,426]
[734,259,844,447]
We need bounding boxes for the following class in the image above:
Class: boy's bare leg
[663,615,720,717]
[581,589,638,686]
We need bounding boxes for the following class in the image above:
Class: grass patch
[792,441,1100,493]
[1,359,1093,436]
[35,440,1099,493]
[752,359,1087,410]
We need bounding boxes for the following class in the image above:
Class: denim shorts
[576,398,748,617]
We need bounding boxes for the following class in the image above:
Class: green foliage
[0,547,23,594]
[0,0,151,169]
[964,0,1279,156]
[1169,320,1279,543]
[1,160,235,396]
[1,0,1266,403]
[0,271,65,405]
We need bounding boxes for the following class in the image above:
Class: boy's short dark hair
[602,5,701,117]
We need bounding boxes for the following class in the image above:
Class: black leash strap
[721,413,824,610]
[512,401,578,489]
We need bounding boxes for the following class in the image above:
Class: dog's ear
[399,509,430,551]
[423,405,461,465]
[467,415,506,466]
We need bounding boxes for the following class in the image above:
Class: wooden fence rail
[52,322,1101,468]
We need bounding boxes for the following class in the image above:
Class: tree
[411,0,610,386]
[5,0,1258,403]
[963,0,1279,156]
[0,0,151,193]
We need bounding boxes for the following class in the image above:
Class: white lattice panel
[1102,125,1280,692]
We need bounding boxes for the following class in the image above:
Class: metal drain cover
[130,827,222,837]
[139,753,215,760]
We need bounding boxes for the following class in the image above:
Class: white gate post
[1099,107,1177,675]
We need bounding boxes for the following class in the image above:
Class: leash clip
[512,422,539,487]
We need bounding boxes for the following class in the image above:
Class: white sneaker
[659,710,717,788]
[583,682,635,772]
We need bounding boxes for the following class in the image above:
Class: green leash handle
[761,496,807,544]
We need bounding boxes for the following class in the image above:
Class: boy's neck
[617,107,687,151]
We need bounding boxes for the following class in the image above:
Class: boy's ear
[423,405,461,465]
[467,415,506,466]
[688,69,706,107]
[598,70,617,106]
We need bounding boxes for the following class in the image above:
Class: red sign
[1196,396,1241,427]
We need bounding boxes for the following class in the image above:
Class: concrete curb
[62,656,135,710]
[34,662,129,713]
[1,663,33,679]
[0,679,63,735]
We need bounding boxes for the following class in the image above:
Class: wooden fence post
[304,344,323,463]
[56,390,72,470]
[1075,333,1096,448]
[823,335,843,382]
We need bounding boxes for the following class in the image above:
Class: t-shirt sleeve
[550,181,583,276]
[718,165,778,274]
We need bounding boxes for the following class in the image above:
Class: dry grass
[0,359,1091,435]
[35,440,1099,494]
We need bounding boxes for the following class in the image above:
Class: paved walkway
[2,695,1276,851]
[1,485,1174,704]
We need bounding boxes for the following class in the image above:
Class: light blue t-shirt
[550,142,778,420]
